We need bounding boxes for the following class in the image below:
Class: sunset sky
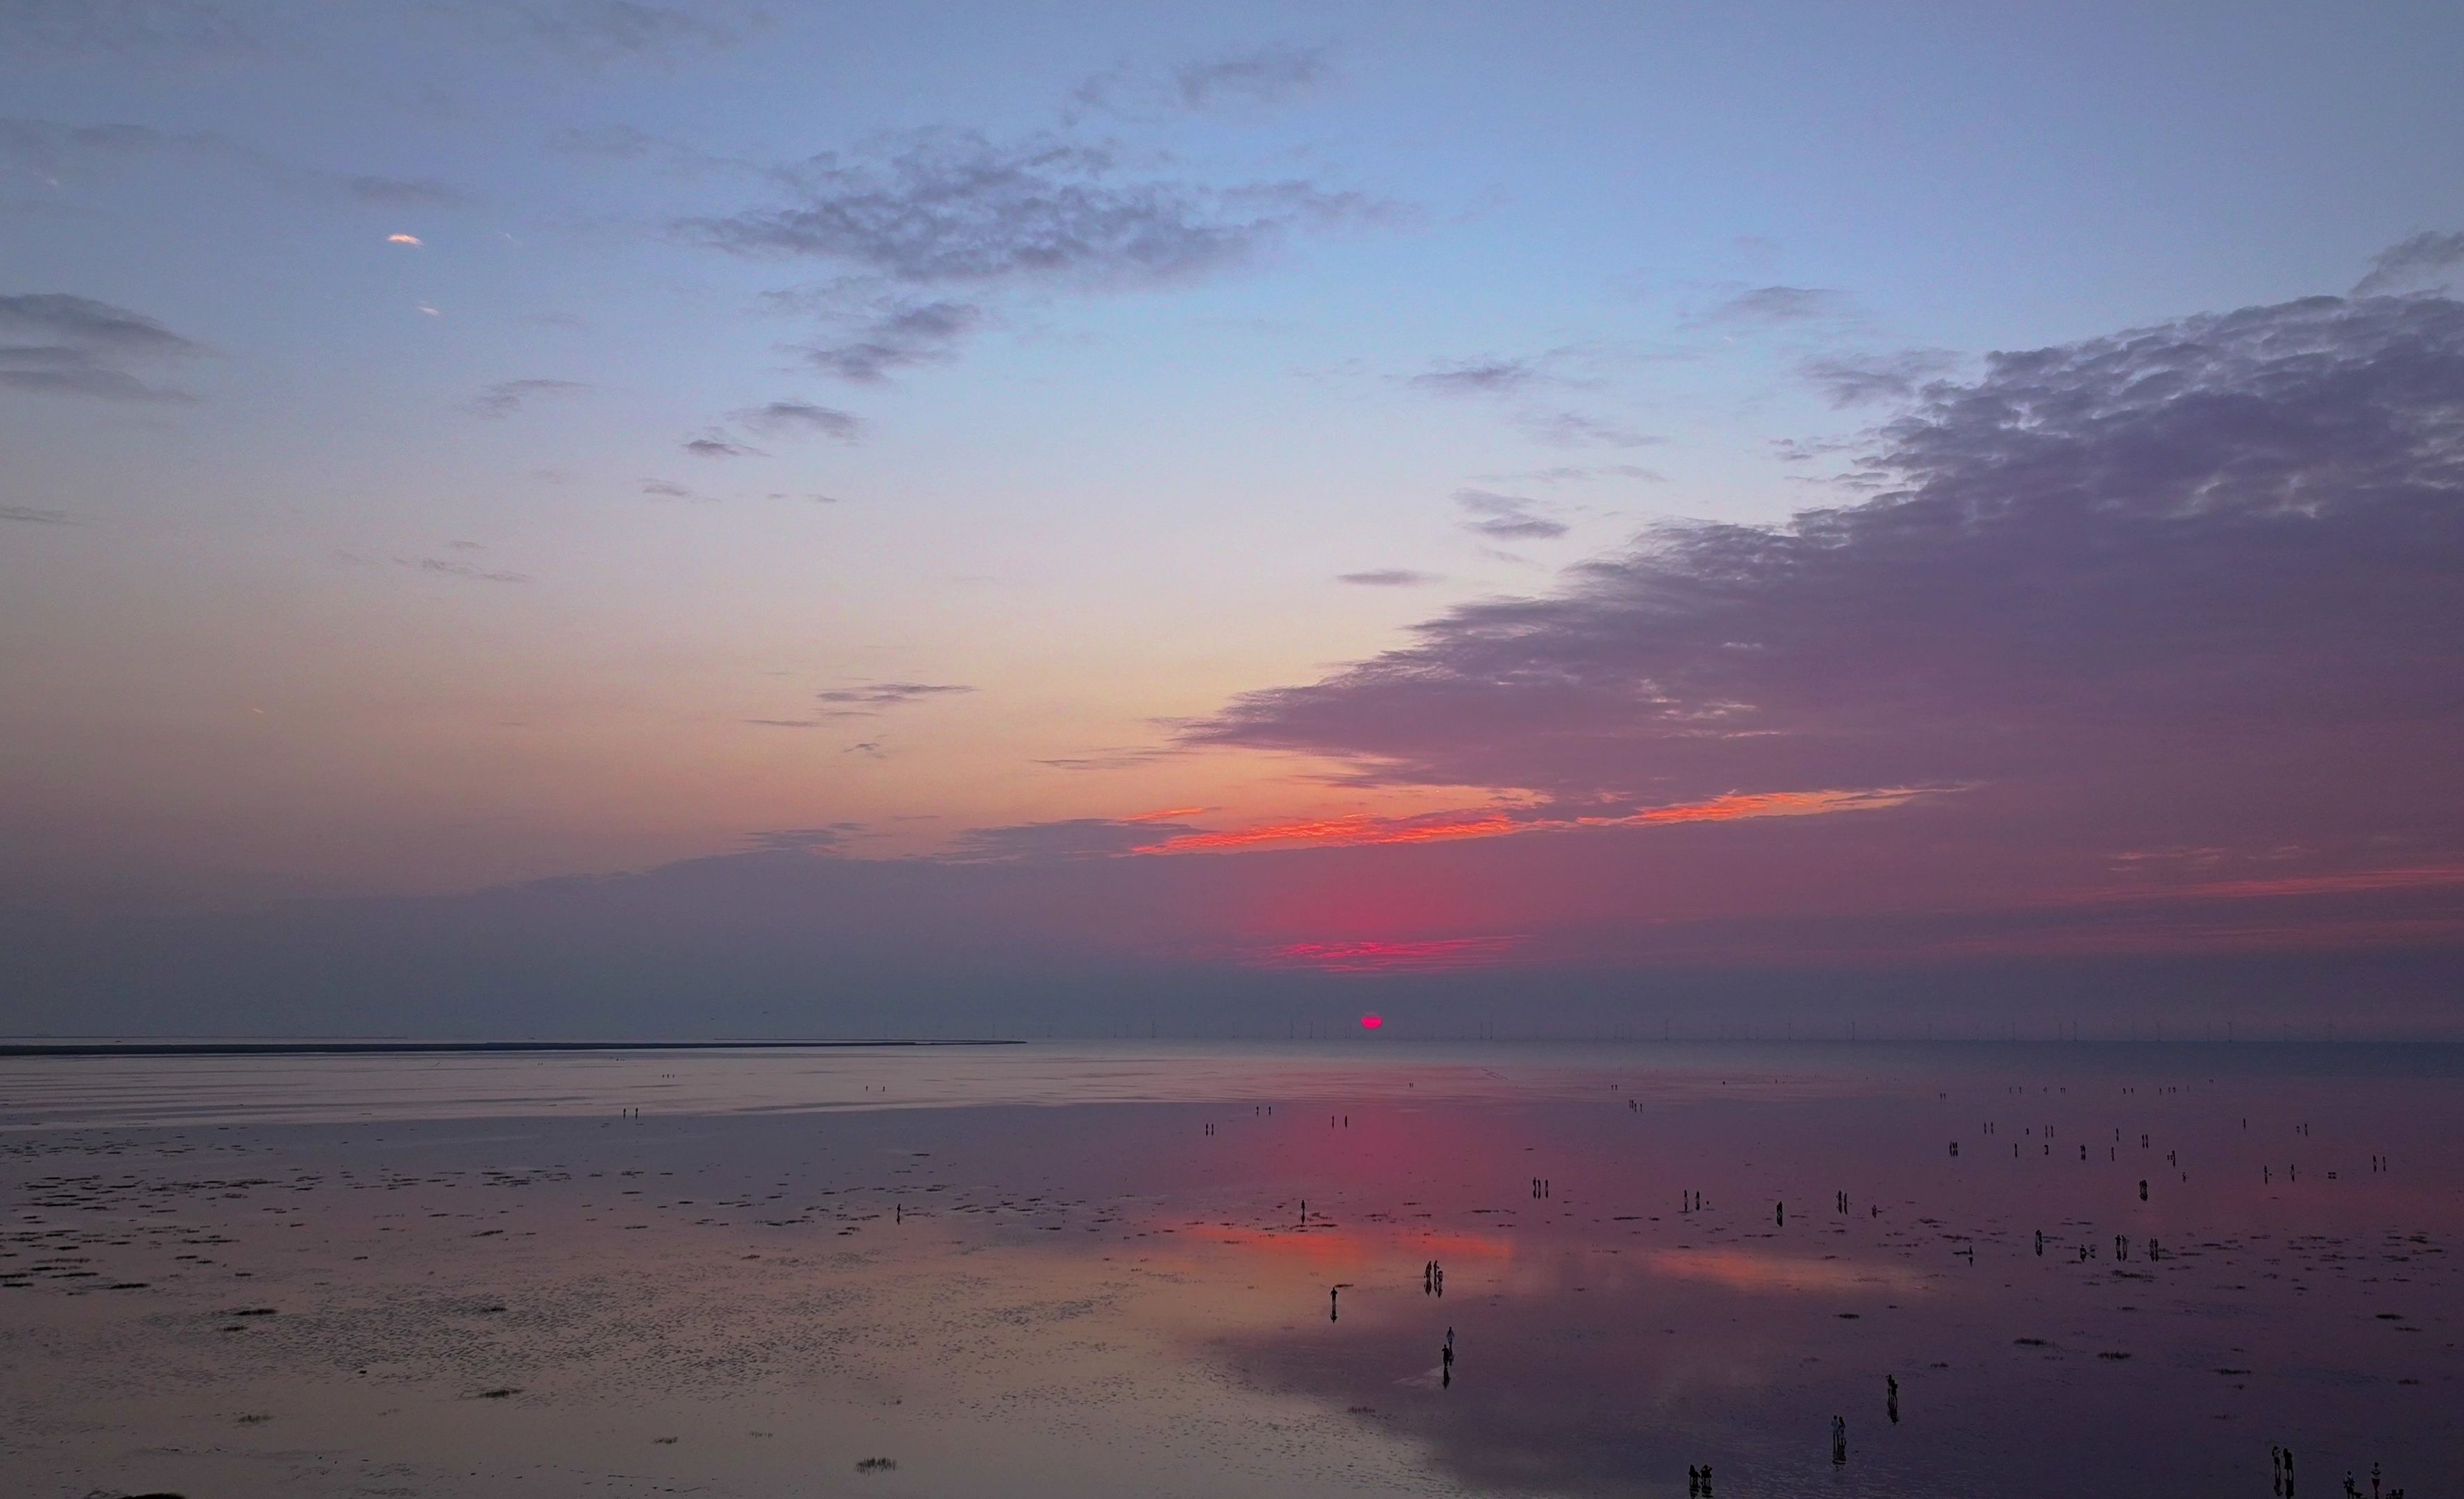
[6,1,2464,1037]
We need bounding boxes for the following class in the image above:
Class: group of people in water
[2271,1448,2404,1499]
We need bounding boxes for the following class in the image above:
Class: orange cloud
[1137,787,1918,856]
[1141,813,1518,854]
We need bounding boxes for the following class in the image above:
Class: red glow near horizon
[1254,936,1525,974]
[1360,1013,1382,1029]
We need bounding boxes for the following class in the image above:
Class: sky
[6,0,2464,1038]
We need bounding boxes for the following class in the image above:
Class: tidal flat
[2,1042,2456,1498]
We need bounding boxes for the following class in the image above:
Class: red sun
[1360,1014,1384,1030]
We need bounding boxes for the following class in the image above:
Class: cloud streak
[466,378,588,416]
[1454,488,1566,541]
[0,291,202,400]
[815,681,974,715]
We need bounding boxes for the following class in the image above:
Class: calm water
[1,1042,2455,1498]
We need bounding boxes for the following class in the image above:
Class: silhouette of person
[1831,1414,1846,1466]
[1886,1373,1898,1424]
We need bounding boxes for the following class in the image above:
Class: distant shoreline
[0,1039,1023,1058]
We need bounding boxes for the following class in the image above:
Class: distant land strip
[0,1040,1023,1058]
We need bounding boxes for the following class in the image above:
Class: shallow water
[2,1042,2455,1498]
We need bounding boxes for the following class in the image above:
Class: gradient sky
[6,1,2464,1036]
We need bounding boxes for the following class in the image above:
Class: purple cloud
[1191,294,2464,872]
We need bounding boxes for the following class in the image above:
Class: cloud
[2,504,74,524]
[427,0,764,65]
[1132,790,1910,857]
[1188,293,2464,885]
[947,818,1204,863]
[466,377,588,416]
[1032,746,1181,772]
[734,399,863,440]
[404,555,530,584]
[1801,349,1960,407]
[639,479,702,500]
[688,129,1382,291]
[1703,285,1852,324]
[0,117,474,208]
[815,681,975,714]
[683,432,761,458]
[1454,489,1566,541]
[1491,464,1664,485]
[1515,411,1656,449]
[0,291,202,401]
[1410,357,1540,396]
[1338,569,1437,587]
[1173,43,1334,109]
[0,0,250,57]
[2353,230,2464,297]
[1071,42,1334,120]
[792,297,986,382]
[742,826,853,852]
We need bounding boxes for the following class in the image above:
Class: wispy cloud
[0,116,473,208]
[682,432,762,458]
[815,681,975,715]
[0,0,252,58]
[1072,42,1335,119]
[466,377,588,416]
[1454,489,1566,541]
[1515,411,1656,449]
[733,399,863,440]
[424,0,766,65]
[1410,357,1543,396]
[1700,285,1852,324]
[1173,42,1334,109]
[690,128,1384,291]
[2353,229,2464,296]
[742,825,853,852]
[1801,349,1960,407]
[0,291,203,401]
[1338,568,1438,587]
[790,296,985,383]
[2,504,75,524]
[402,554,531,584]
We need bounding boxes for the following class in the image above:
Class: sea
[2,1040,2454,1498]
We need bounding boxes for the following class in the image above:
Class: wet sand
[3,1042,2456,1498]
